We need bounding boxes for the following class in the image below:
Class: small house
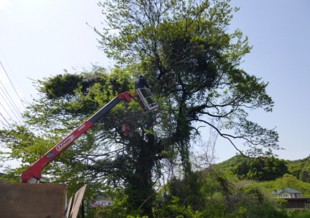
[272,188,302,198]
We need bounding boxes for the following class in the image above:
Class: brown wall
[284,198,310,209]
[0,183,67,218]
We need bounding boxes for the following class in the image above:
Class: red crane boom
[21,90,156,183]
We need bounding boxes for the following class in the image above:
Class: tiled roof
[272,188,302,194]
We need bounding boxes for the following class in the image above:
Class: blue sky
[0,0,309,163]
[223,0,310,162]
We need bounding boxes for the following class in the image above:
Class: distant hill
[215,155,310,183]
[286,156,310,182]
[213,155,310,197]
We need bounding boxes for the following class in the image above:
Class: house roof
[272,188,302,194]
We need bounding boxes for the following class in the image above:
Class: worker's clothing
[122,124,131,136]
[135,76,149,89]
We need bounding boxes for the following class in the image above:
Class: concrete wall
[0,183,67,218]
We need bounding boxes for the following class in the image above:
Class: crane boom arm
[21,92,133,183]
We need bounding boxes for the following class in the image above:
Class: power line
[0,87,22,123]
[0,61,26,109]
[0,111,10,129]
[0,79,23,122]
[0,61,24,124]
[0,95,16,120]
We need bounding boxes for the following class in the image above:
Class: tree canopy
[96,0,278,157]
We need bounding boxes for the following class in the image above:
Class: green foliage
[287,156,310,182]
[216,155,310,196]
[154,168,291,218]
[300,166,310,183]
[216,155,289,181]
[286,210,310,218]
[287,159,306,178]
[228,181,288,218]
[232,155,289,181]
[165,196,206,218]
[39,73,83,99]
[97,0,279,161]
[90,189,128,218]
[0,125,55,167]
[167,172,206,211]
[260,174,310,198]
[39,68,111,100]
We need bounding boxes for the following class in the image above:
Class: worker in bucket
[134,75,156,110]
[135,75,149,89]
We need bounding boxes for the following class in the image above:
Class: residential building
[272,188,302,198]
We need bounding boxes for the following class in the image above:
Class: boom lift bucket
[136,88,158,111]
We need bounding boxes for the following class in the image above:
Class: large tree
[95,0,279,213]
[0,0,279,216]
[97,0,278,164]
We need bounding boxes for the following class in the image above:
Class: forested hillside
[287,157,310,182]
[215,155,310,197]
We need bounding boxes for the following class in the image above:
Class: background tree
[299,160,310,183]
[287,156,310,183]
[232,156,289,181]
